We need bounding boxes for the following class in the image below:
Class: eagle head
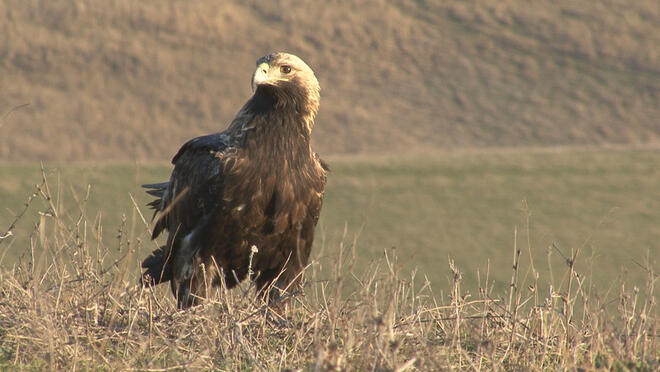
[251,53,318,93]
[250,53,320,128]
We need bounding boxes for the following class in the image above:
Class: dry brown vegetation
[1,166,657,370]
[1,1,659,369]
[1,0,660,161]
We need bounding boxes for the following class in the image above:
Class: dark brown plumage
[141,52,327,309]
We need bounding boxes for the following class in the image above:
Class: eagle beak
[251,62,270,91]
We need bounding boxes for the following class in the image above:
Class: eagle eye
[280,65,292,74]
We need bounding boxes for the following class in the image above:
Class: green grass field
[2,148,658,300]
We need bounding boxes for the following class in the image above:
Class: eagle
[141,52,328,309]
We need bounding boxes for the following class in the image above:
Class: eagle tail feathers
[147,199,161,210]
[143,182,168,201]
[142,181,169,239]
[141,245,172,286]
[142,182,169,190]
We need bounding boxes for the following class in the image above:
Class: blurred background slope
[1,0,659,161]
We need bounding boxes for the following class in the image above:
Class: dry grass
[0,169,658,370]
[1,0,659,161]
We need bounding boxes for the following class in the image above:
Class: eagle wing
[141,133,231,285]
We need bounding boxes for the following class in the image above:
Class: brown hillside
[1,0,659,161]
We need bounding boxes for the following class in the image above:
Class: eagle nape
[140,52,328,311]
